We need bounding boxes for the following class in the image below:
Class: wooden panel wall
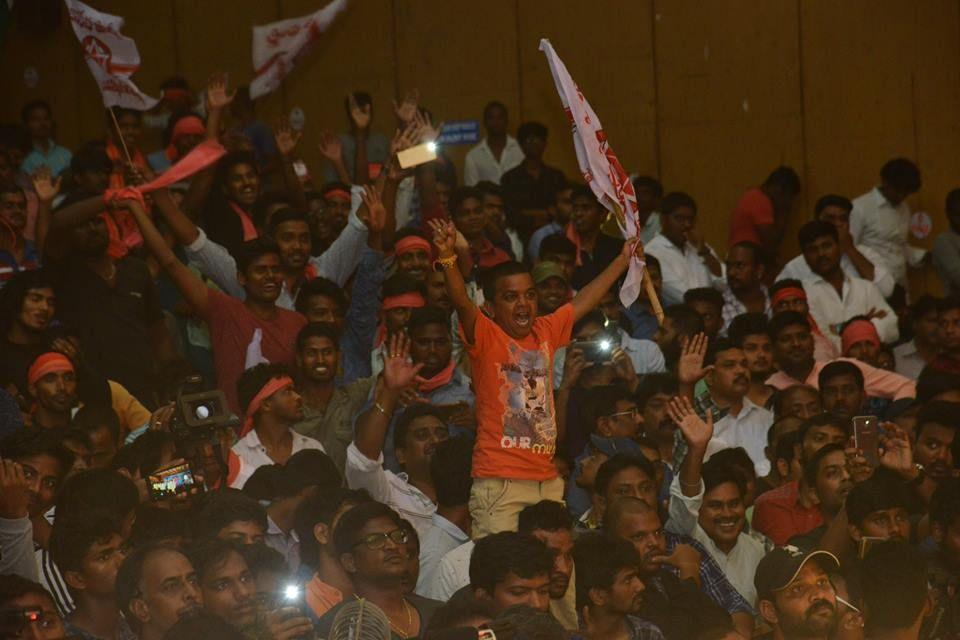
[2,0,959,294]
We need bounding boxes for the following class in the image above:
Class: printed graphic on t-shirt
[497,342,555,455]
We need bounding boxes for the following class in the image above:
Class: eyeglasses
[608,407,639,419]
[352,528,409,550]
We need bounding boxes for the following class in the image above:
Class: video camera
[168,375,238,443]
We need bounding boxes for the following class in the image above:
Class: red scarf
[565,222,583,266]
[239,376,294,437]
[418,360,456,393]
[228,201,259,241]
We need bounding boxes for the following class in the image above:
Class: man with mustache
[796,220,898,352]
[754,547,840,640]
[906,401,959,506]
[727,313,776,409]
[116,544,204,640]
[783,443,853,552]
[722,244,771,336]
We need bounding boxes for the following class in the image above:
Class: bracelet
[433,254,458,272]
[373,401,390,417]
[679,479,701,490]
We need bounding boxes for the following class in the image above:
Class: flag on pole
[64,0,158,110]
[250,0,349,100]
[539,38,644,307]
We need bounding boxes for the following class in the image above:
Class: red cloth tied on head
[166,116,206,162]
[841,319,880,356]
[771,286,825,337]
[28,352,74,387]
[324,189,351,202]
[375,293,426,347]
[395,236,432,258]
[240,375,294,437]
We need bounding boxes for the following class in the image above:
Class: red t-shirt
[461,303,574,481]
[202,289,307,413]
[728,187,774,247]
[752,480,823,546]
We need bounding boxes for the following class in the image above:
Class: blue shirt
[20,141,72,177]
[339,249,386,385]
[528,221,563,260]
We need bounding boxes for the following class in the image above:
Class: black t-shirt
[501,163,567,213]
[0,336,46,395]
[639,571,732,639]
[571,233,625,290]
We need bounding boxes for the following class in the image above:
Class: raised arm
[570,236,635,321]
[318,131,350,185]
[668,395,714,497]
[429,219,479,344]
[182,73,234,218]
[676,333,711,400]
[274,120,308,212]
[348,93,372,185]
[29,167,61,257]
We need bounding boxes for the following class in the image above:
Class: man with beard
[517,500,577,631]
[227,363,323,489]
[769,280,839,362]
[654,305,705,367]
[0,270,56,398]
[605,497,740,639]
[0,184,41,284]
[818,361,871,421]
[727,313,776,409]
[796,220,898,351]
[573,533,666,640]
[636,374,679,466]
[754,547,839,640]
[910,401,959,505]
[722,244,770,336]
[116,544,203,640]
[932,296,960,374]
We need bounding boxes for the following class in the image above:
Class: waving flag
[64,0,158,110]
[250,0,349,99]
[539,38,646,308]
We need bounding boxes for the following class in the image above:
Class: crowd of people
[1,70,960,640]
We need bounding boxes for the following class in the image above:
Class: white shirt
[229,429,326,489]
[463,136,524,186]
[776,243,895,298]
[803,273,899,351]
[426,540,474,601]
[850,187,925,288]
[705,397,773,476]
[645,233,724,307]
[266,515,300,572]
[415,513,470,597]
[666,476,768,605]
[893,340,927,380]
[344,442,436,540]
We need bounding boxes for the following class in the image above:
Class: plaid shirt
[626,615,667,640]
[721,284,771,333]
[664,532,756,615]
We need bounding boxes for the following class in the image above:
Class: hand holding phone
[852,416,879,468]
[147,460,203,502]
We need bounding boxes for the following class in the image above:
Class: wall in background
[2,0,958,294]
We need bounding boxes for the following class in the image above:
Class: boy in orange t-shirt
[428,218,640,537]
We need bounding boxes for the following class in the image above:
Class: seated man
[573,533,666,640]
[913,401,960,501]
[753,547,840,640]
[839,316,882,366]
[192,490,268,545]
[654,304,704,367]
[228,364,325,489]
[769,279,838,362]
[684,288,724,341]
[0,574,68,640]
[720,243,770,335]
[636,374,679,466]
[726,313,776,409]
[818,359,892,421]
[469,531,554,615]
[775,384,822,420]
[317,502,442,638]
[579,454,659,531]
[116,543,203,640]
[785,443,853,551]
[516,500,576,631]
[893,294,939,379]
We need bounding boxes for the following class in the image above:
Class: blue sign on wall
[436,120,480,146]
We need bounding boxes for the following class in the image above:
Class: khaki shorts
[469,476,564,539]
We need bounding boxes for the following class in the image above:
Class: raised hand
[274,119,302,158]
[390,121,424,156]
[878,423,916,479]
[610,347,638,388]
[30,166,61,204]
[317,131,343,162]
[677,333,711,385]
[412,110,443,143]
[206,72,236,111]
[358,185,386,232]
[0,459,31,519]
[382,332,425,391]
[429,219,457,258]
[393,89,420,125]
[667,395,713,451]
[559,347,588,390]
[348,93,372,131]
[621,235,645,261]
[651,542,701,570]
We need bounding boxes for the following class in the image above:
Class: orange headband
[324,189,351,202]
[382,292,425,311]
[395,236,432,257]
[28,352,74,387]
[240,375,294,437]
[841,319,880,355]
[171,116,206,143]
[771,286,807,307]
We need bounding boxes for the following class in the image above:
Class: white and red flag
[64,0,158,110]
[250,0,349,99]
[539,38,645,307]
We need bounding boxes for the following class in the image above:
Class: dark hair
[21,99,51,124]
[235,236,281,274]
[450,186,485,216]
[632,176,663,199]
[684,287,723,311]
[762,166,801,195]
[483,101,507,119]
[860,541,928,633]
[660,191,697,216]
[107,106,142,123]
[818,360,864,391]
[162,612,247,640]
[570,184,601,208]
[116,543,189,627]
[295,278,347,317]
[111,430,174,478]
[846,472,910,527]
[582,385,634,433]
[240,542,288,579]
[395,404,448,452]
[408,306,451,336]
[703,336,741,367]
[424,587,497,635]
[267,208,309,234]
[56,468,138,520]
[775,430,802,467]
[276,449,342,498]
[192,490,268,541]
[728,241,763,265]
[803,442,845,486]
[0,428,73,479]
[129,504,191,548]
[430,436,473,508]
[602,495,659,534]
[539,233,576,258]
[236,362,291,416]
[635,373,678,411]
[481,261,530,302]
[332,501,404,556]
[382,272,425,299]
[186,537,247,582]
[664,304,706,337]
[769,278,804,298]
[475,181,504,201]
[701,456,746,497]
[215,150,259,185]
[295,321,340,354]
[910,294,940,321]
[798,413,850,448]
[241,463,282,501]
[931,478,960,528]
[710,447,756,482]
[937,296,960,315]
[517,500,573,534]
[814,194,853,217]
[798,220,838,250]
[946,188,960,216]
[0,574,55,610]
[0,269,56,335]
[573,309,608,336]
[918,367,960,403]
[727,313,769,347]
[573,533,642,610]
[594,454,657,498]
[516,121,548,142]
[71,404,121,445]
[880,158,921,194]
[767,310,810,341]
[49,511,122,575]
[916,401,960,439]
[344,91,373,111]
[294,488,372,569]
[70,141,112,177]
[469,532,552,594]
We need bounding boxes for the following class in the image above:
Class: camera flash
[599,339,612,351]
[426,141,437,152]
[284,584,301,601]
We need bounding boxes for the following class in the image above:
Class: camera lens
[194,404,211,420]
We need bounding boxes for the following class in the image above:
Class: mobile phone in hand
[147,461,202,502]
[852,415,879,468]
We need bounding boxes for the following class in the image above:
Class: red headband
[771,286,807,307]
[324,189,351,202]
[163,88,190,102]
[841,319,880,355]
[240,376,294,437]
[171,116,206,143]
[28,353,74,387]
[395,236,432,257]
[382,293,426,312]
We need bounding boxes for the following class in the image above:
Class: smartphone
[852,415,879,467]
[857,535,886,560]
[147,461,202,502]
[397,142,438,169]
[571,336,615,364]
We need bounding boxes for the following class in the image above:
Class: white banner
[250,0,349,100]
[539,38,644,307]
[64,0,158,110]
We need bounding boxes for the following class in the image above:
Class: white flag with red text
[250,0,349,100]
[539,38,644,307]
[64,0,158,110]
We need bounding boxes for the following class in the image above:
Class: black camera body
[168,376,238,443]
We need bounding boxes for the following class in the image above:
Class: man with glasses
[0,574,68,640]
[317,502,442,640]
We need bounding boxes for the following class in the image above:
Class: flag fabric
[250,0,349,100]
[64,0,159,110]
[539,38,644,307]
